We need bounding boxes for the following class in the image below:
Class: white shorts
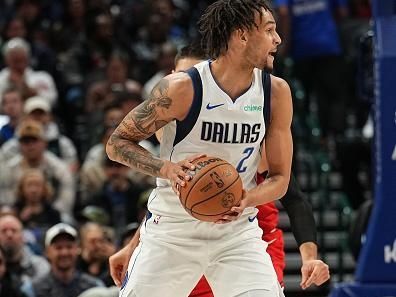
[119,211,284,297]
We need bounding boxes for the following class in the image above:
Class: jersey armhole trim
[173,67,203,146]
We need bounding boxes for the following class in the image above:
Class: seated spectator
[142,41,177,100]
[0,120,75,219]
[86,157,146,234]
[33,223,104,297]
[0,214,50,296]
[14,169,61,242]
[0,38,57,105]
[1,15,57,76]
[76,222,115,286]
[78,125,116,206]
[1,96,79,172]
[85,102,124,150]
[0,245,28,297]
[0,87,24,145]
[85,50,141,114]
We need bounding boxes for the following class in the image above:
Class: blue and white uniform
[120,61,283,297]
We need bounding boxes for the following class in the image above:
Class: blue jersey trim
[262,71,271,138]
[174,67,203,146]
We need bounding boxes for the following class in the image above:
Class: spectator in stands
[77,222,115,286]
[0,245,28,297]
[14,169,61,241]
[1,15,57,76]
[14,0,44,39]
[78,125,118,206]
[142,41,177,100]
[0,214,50,296]
[86,13,128,75]
[85,51,141,114]
[0,120,75,219]
[0,38,57,105]
[0,87,24,145]
[33,223,104,297]
[86,157,145,233]
[274,0,349,139]
[1,96,79,172]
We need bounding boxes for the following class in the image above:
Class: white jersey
[148,60,271,218]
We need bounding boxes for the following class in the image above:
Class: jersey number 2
[236,147,254,173]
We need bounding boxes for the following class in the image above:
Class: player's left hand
[300,259,330,289]
[215,190,248,224]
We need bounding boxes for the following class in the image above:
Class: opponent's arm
[106,73,194,189]
[246,76,293,207]
[280,174,317,246]
[280,175,330,289]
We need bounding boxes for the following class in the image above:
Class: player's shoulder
[269,74,292,104]
[156,72,194,121]
[162,71,193,93]
[269,74,291,93]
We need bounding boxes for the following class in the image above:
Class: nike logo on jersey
[248,215,257,222]
[206,103,225,110]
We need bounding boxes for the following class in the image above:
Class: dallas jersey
[148,60,271,219]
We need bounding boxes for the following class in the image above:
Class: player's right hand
[163,154,206,196]
[109,244,135,287]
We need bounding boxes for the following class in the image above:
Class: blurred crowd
[0,0,372,296]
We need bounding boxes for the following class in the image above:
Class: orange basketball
[179,156,243,222]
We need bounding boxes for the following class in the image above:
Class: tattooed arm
[106,72,194,181]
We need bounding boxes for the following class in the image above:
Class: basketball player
[170,45,330,296]
[124,43,329,296]
[107,1,294,296]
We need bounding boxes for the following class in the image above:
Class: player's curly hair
[198,0,273,59]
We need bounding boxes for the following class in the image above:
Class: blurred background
[0,0,379,297]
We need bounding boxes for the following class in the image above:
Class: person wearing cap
[0,214,50,297]
[0,37,57,105]
[1,95,79,172]
[0,119,75,220]
[32,223,104,297]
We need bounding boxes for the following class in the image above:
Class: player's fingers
[120,267,128,288]
[304,266,322,288]
[173,172,188,187]
[188,154,206,164]
[109,264,123,287]
[314,268,330,285]
[172,183,180,196]
[221,210,241,222]
[300,268,309,288]
[215,218,231,224]
[230,205,244,214]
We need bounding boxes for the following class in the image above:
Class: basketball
[179,156,243,222]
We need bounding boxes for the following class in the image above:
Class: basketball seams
[188,173,241,213]
[182,161,228,209]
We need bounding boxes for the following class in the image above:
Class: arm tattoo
[108,133,164,176]
[107,78,172,176]
[133,79,171,137]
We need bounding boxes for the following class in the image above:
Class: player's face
[174,57,203,72]
[245,9,281,70]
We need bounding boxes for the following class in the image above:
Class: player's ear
[237,29,248,43]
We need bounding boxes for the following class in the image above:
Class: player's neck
[210,57,254,101]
